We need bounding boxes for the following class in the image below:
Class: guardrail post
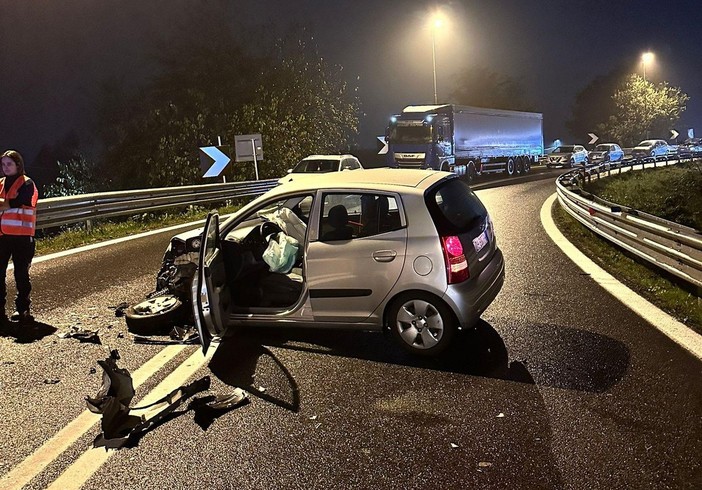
[86,219,93,232]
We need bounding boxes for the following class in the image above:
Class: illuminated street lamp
[430,14,445,104]
[641,52,654,81]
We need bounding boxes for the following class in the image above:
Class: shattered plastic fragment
[309,415,318,420]
[450,443,459,448]
[496,412,505,418]
[57,326,101,344]
[132,326,199,345]
[190,389,249,430]
[478,462,493,468]
[110,302,129,317]
[86,350,211,448]
[44,378,60,384]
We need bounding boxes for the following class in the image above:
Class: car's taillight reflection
[441,235,469,284]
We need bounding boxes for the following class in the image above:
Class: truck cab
[385,108,453,172]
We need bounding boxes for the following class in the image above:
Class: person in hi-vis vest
[0,150,39,327]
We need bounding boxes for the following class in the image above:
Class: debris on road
[132,325,199,345]
[110,302,129,317]
[190,389,249,430]
[43,378,60,384]
[497,412,505,418]
[56,326,101,344]
[450,443,459,448]
[85,350,243,448]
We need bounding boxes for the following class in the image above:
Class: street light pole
[432,30,437,104]
[431,20,440,104]
[641,52,654,138]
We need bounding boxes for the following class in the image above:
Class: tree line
[40,31,689,197]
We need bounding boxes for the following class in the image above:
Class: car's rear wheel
[387,292,456,356]
[125,294,186,335]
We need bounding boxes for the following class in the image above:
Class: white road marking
[541,193,702,361]
[47,344,217,489]
[0,345,191,490]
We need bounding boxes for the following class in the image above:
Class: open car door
[192,212,230,354]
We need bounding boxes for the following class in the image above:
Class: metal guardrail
[36,179,279,230]
[556,158,702,289]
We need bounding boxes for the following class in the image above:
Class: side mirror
[287,169,293,174]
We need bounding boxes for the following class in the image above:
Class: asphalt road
[1,169,700,489]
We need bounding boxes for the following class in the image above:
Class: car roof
[273,168,450,194]
[301,154,355,161]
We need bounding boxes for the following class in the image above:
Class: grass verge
[553,203,701,335]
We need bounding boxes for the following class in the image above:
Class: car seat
[322,205,353,241]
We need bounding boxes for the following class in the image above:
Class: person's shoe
[11,311,34,325]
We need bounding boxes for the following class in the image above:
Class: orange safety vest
[0,175,39,236]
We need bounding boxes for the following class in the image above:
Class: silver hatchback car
[150,169,504,356]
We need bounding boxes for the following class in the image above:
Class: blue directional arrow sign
[199,146,231,177]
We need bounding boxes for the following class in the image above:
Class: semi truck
[385,104,544,181]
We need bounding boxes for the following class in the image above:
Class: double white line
[0,344,216,490]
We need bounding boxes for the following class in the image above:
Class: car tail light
[441,235,469,284]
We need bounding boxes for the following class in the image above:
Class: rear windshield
[425,178,487,234]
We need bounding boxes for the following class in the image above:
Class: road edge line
[541,192,702,361]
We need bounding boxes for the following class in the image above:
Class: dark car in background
[631,139,669,161]
[588,143,624,169]
[677,138,702,158]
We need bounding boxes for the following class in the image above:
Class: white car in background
[278,154,363,184]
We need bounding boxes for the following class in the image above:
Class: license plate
[473,230,489,253]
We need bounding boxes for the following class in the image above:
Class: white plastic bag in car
[262,232,300,274]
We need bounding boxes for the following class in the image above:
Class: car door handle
[373,250,397,262]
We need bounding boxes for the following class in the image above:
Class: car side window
[319,193,402,241]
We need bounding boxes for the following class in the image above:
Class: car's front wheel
[387,292,456,356]
[125,294,186,335]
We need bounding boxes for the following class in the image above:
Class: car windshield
[426,179,487,234]
[594,145,610,151]
[388,124,433,144]
[292,159,339,173]
[638,140,655,147]
[555,146,575,153]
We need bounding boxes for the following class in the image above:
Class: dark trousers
[0,235,36,314]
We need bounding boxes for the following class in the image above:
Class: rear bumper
[442,247,505,329]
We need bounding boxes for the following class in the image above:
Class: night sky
[1,0,700,166]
